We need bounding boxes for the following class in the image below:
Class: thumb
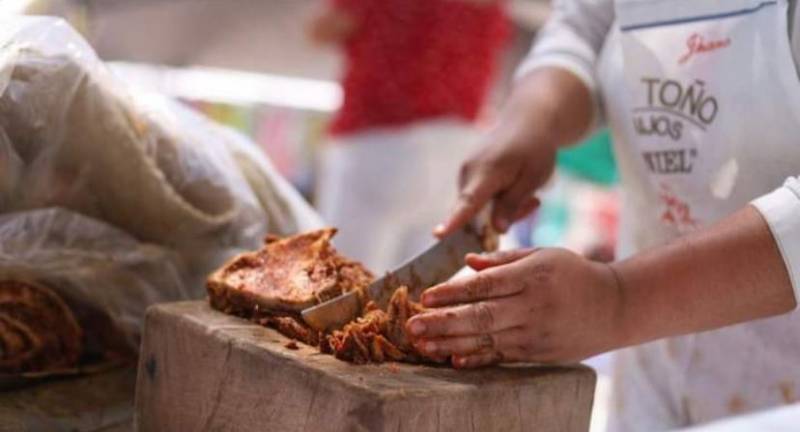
[465,248,539,271]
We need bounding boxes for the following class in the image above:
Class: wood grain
[136,301,596,432]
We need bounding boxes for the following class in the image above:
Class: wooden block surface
[136,301,596,432]
[0,367,135,432]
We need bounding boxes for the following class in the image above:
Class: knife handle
[471,205,498,252]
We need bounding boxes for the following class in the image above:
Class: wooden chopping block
[135,301,596,432]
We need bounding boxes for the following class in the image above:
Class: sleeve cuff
[751,181,800,306]
[513,54,602,137]
[514,55,596,95]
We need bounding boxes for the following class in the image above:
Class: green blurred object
[556,129,618,185]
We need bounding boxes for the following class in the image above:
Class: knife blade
[301,223,487,332]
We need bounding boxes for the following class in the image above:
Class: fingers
[421,269,522,308]
[465,248,539,271]
[434,171,498,238]
[492,173,539,232]
[408,296,523,338]
[416,327,533,359]
[512,196,541,221]
[452,351,503,369]
[436,190,540,238]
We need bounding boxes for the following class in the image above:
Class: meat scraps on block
[207,228,437,364]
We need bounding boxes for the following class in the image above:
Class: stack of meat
[0,280,83,374]
[207,229,434,364]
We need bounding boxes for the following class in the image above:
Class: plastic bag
[0,208,188,353]
[0,15,323,358]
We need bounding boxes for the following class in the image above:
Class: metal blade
[301,224,485,332]
[366,224,484,306]
[300,290,361,333]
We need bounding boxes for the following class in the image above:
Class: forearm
[501,67,594,151]
[612,205,796,347]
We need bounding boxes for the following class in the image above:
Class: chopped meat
[385,286,425,352]
[0,280,83,373]
[207,229,443,365]
[207,229,371,356]
[259,315,320,347]
[208,228,373,315]
[324,287,432,364]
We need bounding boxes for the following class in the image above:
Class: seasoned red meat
[207,229,441,365]
[207,228,373,315]
[0,280,83,373]
[323,287,433,364]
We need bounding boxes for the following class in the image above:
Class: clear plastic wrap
[0,15,323,363]
[0,208,188,353]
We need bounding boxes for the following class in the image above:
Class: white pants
[316,118,481,274]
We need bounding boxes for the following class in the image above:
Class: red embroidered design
[678,33,731,65]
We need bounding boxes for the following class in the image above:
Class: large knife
[301,223,490,332]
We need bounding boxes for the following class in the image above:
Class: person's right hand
[433,113,557,237]
[434,67,595,237]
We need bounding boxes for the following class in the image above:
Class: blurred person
[309,0,510,274]
[404,0,800,430]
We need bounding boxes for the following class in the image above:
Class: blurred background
[3,0,617,429]
[3,0,616,260]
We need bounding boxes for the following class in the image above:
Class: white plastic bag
[0,208,188,352]
[0,15,323,355]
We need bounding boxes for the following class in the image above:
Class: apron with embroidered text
[599,1,800,429]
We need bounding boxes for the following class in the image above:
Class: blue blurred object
[556,129,617,185]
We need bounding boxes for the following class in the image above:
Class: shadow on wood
[0,367,135,432]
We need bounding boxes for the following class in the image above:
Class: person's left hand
[405,248,628,368]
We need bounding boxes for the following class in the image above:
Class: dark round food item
[0,280,83,374]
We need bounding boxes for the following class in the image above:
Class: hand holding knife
[302,217,496,332]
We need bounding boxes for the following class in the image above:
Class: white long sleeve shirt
[517,1,800,430]
[518,0,800,301]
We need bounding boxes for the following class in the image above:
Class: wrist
[505,87,559,144]
[496,96,560,159]
[605,261,643,349]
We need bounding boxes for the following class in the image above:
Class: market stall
[0,2,627,431]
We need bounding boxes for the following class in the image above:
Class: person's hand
[433,123,555,237]
[434,68,595,238]
[405,248,627,368]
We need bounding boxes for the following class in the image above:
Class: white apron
[596,0,800,429]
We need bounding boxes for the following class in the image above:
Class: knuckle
[495,194,518,212]
[471,302,496,332]
[475,333,497,351]
[532,301,557,320]
[519,278,534,295]
[467,274,494,301]
[497,200,523,218]
[483,157,504,173]
[491,250,513,262]
[531,261,556,285]
[431,315,453,335]
[458,191,480,207]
